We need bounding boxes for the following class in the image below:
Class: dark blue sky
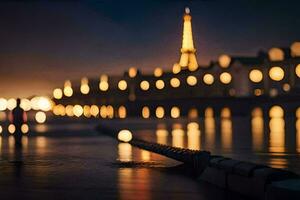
[0,0,300,97]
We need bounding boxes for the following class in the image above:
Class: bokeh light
[220,72,232,84]
[154,67,163,77]
[186,75,197,86]
[155,80,165,90]
[53,88,63,99]
[170,78,180,88]
[35,111,47,123]
[269,67,284,81]
[249,69,263,83]
[203,74,214,85]
[118,80,127,91]
[140,80,150,91]
[118,130,133,142]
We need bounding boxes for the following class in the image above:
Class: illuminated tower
[179,7,198,71]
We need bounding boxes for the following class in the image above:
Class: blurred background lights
[269,48,284,61]
[8,124,16,134]
[53,88,63,99]
[170,78,180,88]
[155,80,165,90]
[142,106,150,118]
[118,130,132,142]
[7,98,17,110]
[154,67,163,77]
[186,75,197,86]
[118,80,127,90]
[172,63,181,74]
[269,66,284,81]
[171,107,180,118]
[80,77,90,94]
[140,80,150,91]
[295,64,300,78]
[220,72,232,84]
[219,54,231,68]
[156,106,165,118]
[291,42,300,57]
[249,69,263,83]
[35,111,47,123]
[73,105,83,117]
[20,98,31,111]
[63,80,73,97]
[203,74,214,85]
[21,124,29,134]
[0,98,7,111]
[128,67,137,78]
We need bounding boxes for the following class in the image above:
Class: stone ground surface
[0,134,245,200]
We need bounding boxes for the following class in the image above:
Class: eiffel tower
[178,7,198,71]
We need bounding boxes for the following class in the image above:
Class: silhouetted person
[9,98,27,148]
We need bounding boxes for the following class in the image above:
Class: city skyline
[1,1,300,98]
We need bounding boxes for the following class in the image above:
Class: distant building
[52,8,300,118]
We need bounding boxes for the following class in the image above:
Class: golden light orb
[100,105,107,118]
[295,64,300,78]
[118,106,126,119]
[140,80,150,91]
[90,105,99,117]
[154,67,163,77]
[268,48,284,61]
[73,105,83,117]
[35,111,47,123]
[269,66,284,81]
[172,63,181,74]
[8,124,16,134]
[128,67,137,78]
[142,106,150,118]
[249,69,263,83]
[219,54,231,68]
[53,88,63,99]
[170,78,180,88]
[20,98,31,111]
[64,80,73,97]
[36,97,52,111]
[118,80,127,91]
[106,105,114,119]
[171,107,180,118]
[291,42,300,57]
[117,129,133,142]
[7,98,16,110]
[66,105,74,117]
[203,74,214,85]
[80,77,90,94]
[21,124,29,134]
[220,72,232,84]
[0,125,2,134]
[64,87,73,97]
[156,106,165,119]
[83,105,91,118]
[283,83,291,92]
[155,80,165,90]
[0,98,7,111]
[186,75,197,86]
[99,81,109,91]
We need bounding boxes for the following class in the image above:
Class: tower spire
[179,7,198,71]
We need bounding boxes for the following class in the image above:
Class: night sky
[1,0,300,98]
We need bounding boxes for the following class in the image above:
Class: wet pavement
[0,134,244,200]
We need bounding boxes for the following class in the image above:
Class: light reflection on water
[133,106,300,173]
